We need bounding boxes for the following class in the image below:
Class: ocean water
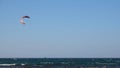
[0,58,120,68]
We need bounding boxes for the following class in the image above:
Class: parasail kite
[20,16,30,24]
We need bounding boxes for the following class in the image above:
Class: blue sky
[0,0,120,58]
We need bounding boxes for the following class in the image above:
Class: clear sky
[0,0,120,58]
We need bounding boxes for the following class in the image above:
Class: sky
[0,0,120,58]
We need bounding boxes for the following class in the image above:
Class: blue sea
[0,58,120,68]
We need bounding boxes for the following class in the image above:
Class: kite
[20,16,30,24]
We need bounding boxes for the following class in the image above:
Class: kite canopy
[20,16,30,24]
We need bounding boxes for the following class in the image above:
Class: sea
[0,58,120,68]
